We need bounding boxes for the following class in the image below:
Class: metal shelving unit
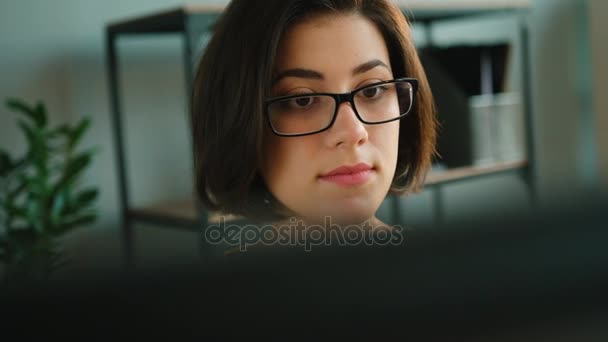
[105,0,534,266]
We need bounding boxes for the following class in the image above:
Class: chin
[320,209,376,227]
[299,197,383,226]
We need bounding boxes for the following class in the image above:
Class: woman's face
[260,13,400,226]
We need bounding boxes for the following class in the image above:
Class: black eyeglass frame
[264,77,419,137]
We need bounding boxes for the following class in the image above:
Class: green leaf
[5,156,28,175]
[49,190,67,228]
[5,202,27,221]
[47,151,95,206]
[18,174,47,197]
[74,188,98,209]
[59,151,92,186]
[33,101,49,127]
[54,212,96,236]
[6,98,46,127]
[62,188,98,217]
[17,119,37,147]
[26,199,43,234]
[47,124,71,139]
[69,118,91,149]
[8,182,28,202]
[17,119,49,176]
[0,149,12,176]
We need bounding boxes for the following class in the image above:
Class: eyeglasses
[264,78,418,137]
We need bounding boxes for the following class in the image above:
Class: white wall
[530,0,597,201]
[589,0,608,188]
[0,0,602,272]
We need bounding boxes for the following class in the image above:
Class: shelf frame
[105,2,533,266]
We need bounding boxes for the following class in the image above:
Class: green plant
[0,98,98,283]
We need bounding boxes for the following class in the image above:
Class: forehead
[274,13,391,74]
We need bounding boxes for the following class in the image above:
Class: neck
[271,215,391,231]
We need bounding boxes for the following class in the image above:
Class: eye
[293,96,313,107]
[286,96,315,109]
[361,85,386,99]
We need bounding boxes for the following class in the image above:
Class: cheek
[372,121,400,168]
[261,136,317,196]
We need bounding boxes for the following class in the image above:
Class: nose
[325,101,368,148]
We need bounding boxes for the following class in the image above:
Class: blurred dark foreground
[2,190,608,341]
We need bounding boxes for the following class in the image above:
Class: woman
[191,0,437,253]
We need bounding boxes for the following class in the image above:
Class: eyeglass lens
[268,81,413,135]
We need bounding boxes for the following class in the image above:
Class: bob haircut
[191,0,438,222]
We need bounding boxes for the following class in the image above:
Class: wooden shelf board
[129,197,242,226]
[426,159,527,185]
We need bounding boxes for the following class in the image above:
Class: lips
[318,162,374,186]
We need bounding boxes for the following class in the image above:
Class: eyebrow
[352,59,389,75]
[272,59,389,85]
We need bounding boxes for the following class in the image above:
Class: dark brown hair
[191,0,437,222]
